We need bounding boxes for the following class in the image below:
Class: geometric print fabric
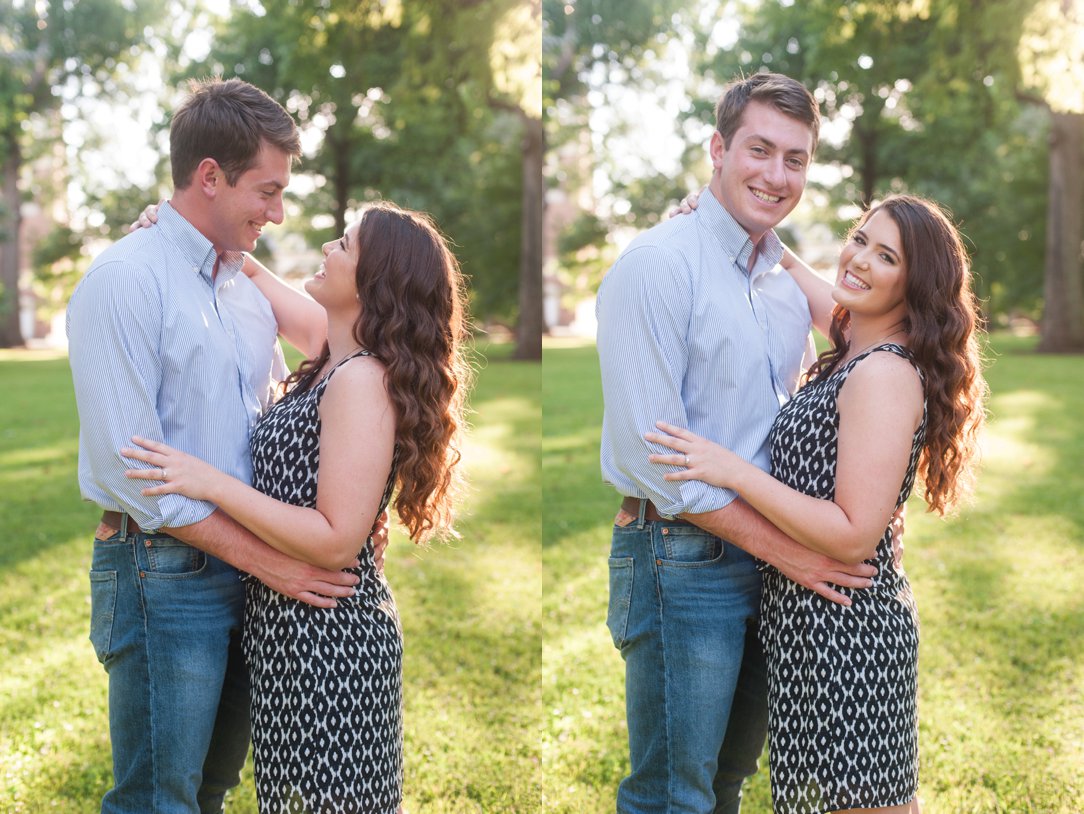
[246,351,403,813]
[759,344,926,813]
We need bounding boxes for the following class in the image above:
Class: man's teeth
[845,271,870,290]
[751,189,781,203]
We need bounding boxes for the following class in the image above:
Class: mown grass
[541,333,1083,814]
[0,340,541,813]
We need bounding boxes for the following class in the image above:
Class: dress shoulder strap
[850,342,924,383]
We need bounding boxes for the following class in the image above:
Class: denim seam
[652,527,676,814]
[131,537,161,813]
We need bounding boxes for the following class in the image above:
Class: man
[596,72,879,814]
[67,78,360,813]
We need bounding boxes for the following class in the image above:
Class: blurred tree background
[0,0,543,358]
[543,0,1084,352]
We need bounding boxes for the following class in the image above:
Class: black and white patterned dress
[759,343,926,814]
[243,350,403,814]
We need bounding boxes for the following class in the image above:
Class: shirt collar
[156,201,243,284]
[696,189,784,277]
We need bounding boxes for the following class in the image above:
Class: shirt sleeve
[67,261,216,530]
[596,244,739,516]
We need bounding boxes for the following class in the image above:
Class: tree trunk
[1038,110,1084,353]
[513,111,543,361]
[0,133,24,348]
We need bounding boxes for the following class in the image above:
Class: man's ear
[194,158,222,198]
[709,130,726,171]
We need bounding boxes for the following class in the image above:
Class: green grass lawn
[0,340,541,813]
[542,333,1083,814]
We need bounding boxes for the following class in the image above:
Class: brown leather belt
[620,496,689,524]
[100,510,149,536]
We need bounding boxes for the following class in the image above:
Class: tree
[1019,0,1084,351]
[488,0,543,360]
[0,0,162,347]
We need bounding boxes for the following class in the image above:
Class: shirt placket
[207,266,259,430]
[738,252,789,407]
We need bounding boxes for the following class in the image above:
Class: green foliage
[542,335,1084,813]
[0,0,170,345]
[0,341,541,812]
[543,0,700,304]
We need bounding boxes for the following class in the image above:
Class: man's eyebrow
[745,134,809,157]
[259,180,286,190]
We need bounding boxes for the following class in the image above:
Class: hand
[645,421,745,489]
[668,188,702,218]
[769,538,878,607]
[371,509,391,573]
[127,201,163,233]
[122,435,222,501]
[254,547,361,609]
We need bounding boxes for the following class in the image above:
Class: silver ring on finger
[684,454,690,467]
[160,467,167,480]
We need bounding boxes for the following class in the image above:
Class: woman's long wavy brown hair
[284,202,472,542]
[805,194,988,515]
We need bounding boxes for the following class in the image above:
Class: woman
[647,194,986,814]
[123,201,470,813]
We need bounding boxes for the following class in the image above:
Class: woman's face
[307,221,363,311]
[832,208,909,322]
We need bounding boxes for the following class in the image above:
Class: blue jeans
[607,505,769,814]
[88,518,251,813]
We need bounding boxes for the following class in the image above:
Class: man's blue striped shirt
[596,189,814,517]
[66,201,286,531]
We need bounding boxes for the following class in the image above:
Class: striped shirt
[66,201,286,531]
[596,188,814,517]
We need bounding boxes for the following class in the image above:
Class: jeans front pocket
[143,536,206,577]
[89,570,118,664]
[658,526,725,567]
[606,557,634,650]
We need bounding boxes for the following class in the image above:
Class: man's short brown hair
[170,77,301,189]
[715,72,820,155]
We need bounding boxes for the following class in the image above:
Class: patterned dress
[759,344,926,814]
[243,350,403,814]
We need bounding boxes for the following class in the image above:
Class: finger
[644,432,682,451]
[126,468,162,480]
[655,421,693,439]
[120,447,162,464]
[295,592,338,609]
[663,471,695,481]
[131,435,168,452]
[828,572,875,590]
[811,582,853,607]
[314,581,357,597]
[648,453,687,466]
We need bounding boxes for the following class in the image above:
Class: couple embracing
[67,78,469,813]
[597,72,986,814]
